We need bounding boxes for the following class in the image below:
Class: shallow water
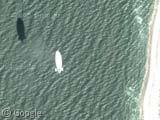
[0,0,154,119]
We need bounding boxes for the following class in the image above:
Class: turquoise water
[0,0,154,120]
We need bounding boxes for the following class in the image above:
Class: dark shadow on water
[16,17,26,42]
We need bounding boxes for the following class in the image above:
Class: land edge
[139,0,160,120]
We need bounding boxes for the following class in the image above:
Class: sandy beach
[141,0,160,120]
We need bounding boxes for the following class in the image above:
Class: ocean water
[0,0,154,120]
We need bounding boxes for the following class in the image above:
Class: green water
[0,0,154,120]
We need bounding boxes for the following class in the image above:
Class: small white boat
[55,50,63,73]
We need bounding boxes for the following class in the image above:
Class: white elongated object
[55,50,63,73]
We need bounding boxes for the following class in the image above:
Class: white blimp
[55,50,63,73]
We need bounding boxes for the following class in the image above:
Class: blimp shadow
[16,17,26,41]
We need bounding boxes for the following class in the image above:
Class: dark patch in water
[16,18,26,41]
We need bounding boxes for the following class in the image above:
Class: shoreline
[140,0,160,120]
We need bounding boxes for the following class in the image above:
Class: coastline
[140,0,160,120]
